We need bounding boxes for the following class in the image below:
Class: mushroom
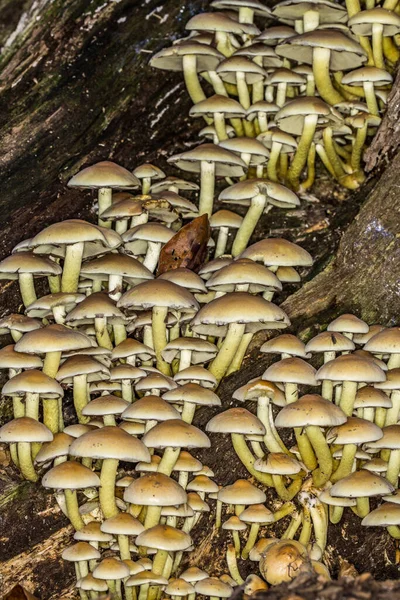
[257,128,298,183]
[210,0,271,24]
[348,8,400,69]
[330,469,394,517]
[133,164,165,195]
[272,0,348,34]
[189,95,246,141]
[341,67,392,115]
[122,222,174,272]
[101,512,145,560]
[259,540,309,585]
[68,161,139,227]
[210,210,243,257]
[62,542,101,586]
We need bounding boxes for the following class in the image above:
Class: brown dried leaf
[157,214,210,275]
[4,585,40,600]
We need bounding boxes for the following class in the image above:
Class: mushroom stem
[25,392,39,420]
[62,242,84,293]
[312,48,344,105]
[182,55,207,104]
[295,428,318,471]
[157,446,181,476]
[73,374,89,424]
[306,425,333,486]
[356,497,370,518]
[215,226,229,257]
[143,242,162,273]
[372,23,384,68]
[199,161,216,218]
[241,523,260,559]
[113,323,127,346]
[288,114,318,190]
[152,306,171,375]
[272,474,296,501]
[386,449,400,486]
[385,390,400,425]
[18,441,38,481]
[98,188,113,228]
[226,544,244,585]
[303,9,320,31]
[231,433,273,486]
[282,511,302,539]
[232,530,241,556]
[330,505,344,524]
[299,505,312,546]
[65,488,85,530]
[209,322,246,381]
[181,402,196,424]
[267,143,282,182]
[300,143,316,191]
[226,332,253,375]
[99,458,119,518]
[117,533,131,560]
[331,444,357,482]
[231,194,266,256]
[387,525,400,538]
[339,381,358,416]
[309,497,328,552]
[322,127,347,182]
[18,273,37,308]
[363,81,379,115]
[351,122,368,176]
[214,113,228,142]
[144,506,162,529]
[94,317,113,350]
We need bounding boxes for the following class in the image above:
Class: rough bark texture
[1,0,400,598]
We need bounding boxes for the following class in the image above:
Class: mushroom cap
[142,419,210,449]
[56,355,110,382]
[330,470,395,498]
[135,372,177,392]
[326,417,383,445]
[0,253,62,277]
[118,279,199,312]
[327,314,369,334]
[240,238,312,266]
[2,369,63,398]
[364,328,400,355]
[219,138,270,165]
[74,522,113,543]
[256,25,296,44]
[122,395,180,421]
[77,574,108,592]
[82,395,129,417]
[190,292,290,336]
[109,364,146,382]
[136,524,192,551]
[353,324,386,345]
[217,56,267,84]
[80,253,154,281]
[42,461,101,489]
[173,450,203,473]
[272,0,347,24]
[366,425,400,451]
[167,144,247,178]
[112,338,155,361]
[222,515,247,531]
[30,219,122,250]
[187,475,219,494]
[174,365,217,388]
[158,269,207,294]
[318,488,357,507]
[126,571,168,586]
[275,394,347,428]
[235,44,283,68]
[275,97,342,135]
[190,95,246,119]
[233,378,286,405]
[362,502,400,527]
[0,417,53,443]
[195,578,232,598]
[267,67,306,86]
[100,512,145,536]
[211,0,272,17]
[239,503,275,524]
[316,354,386,383]
[348,8,400,36]
[218,479,266,505]
[220,179,299,207]
[165,579,196,596]
[305,331,355,353]
[255,452,303,475]
[354,386,392,409]
[342,66,393,87]
[206,259,282,294]
[150,42,223,72]
[162,383,221,407]
[257,128,297,153]
[180,567,209,583]
[133,163,165,181]
[93,557,130,580]
[62,542,101,562]
[0,314,42,335]
[206,407,265,435]
[276,30,367,71]
[35,432,73,463]
[210,209,243,229]
[375,368,400,391]
[186,12,260,36]
[69,425,150,462]
[263,357,317,386]
[123,222,174,246]
[259,540,308,585]
[15,323,95,354]
[161,337,217,365]
[261,334,309,358]
[68,161,139,189]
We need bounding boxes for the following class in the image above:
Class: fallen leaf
[4,585,40,600]
[157,214,210,274]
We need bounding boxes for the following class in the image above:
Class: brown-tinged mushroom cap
[158,269,207,294]
[190,95,247,119]
[150,42,223,72]
[135,372,177,393]
[26,292,86,319]
[217,56,267,84]
[220,179,299,208]
[190,292,290,336]
[330,470,394,498]
[167,144,246,178]
[35,432,73,464]
[118,279,199,312]
[112,338,155,362]
[275,394,347,428]
[206,259,282,294]
[195,578,233,598]
[233,377,286,405]
[2,369,63,398]
[77,574,108,592]
[348,8,400,36]
[375,368,400,391]
[263,357,317,386]
[162,383,221,407]
[42,460,101,489]
[68,161,139,189]
[80,253,154,282]
[93,557,130,580]
[173,451,203,473]
[261,334,309,358]
[174,365,218,388]
[181,567,209,582]
[0,253,62,278]
[218,479,266,504]
[353,324,386,345]
[101,512,145,536]
[126,571,168,586]
[0,417,53,443]
[316,354,386,383]
[161,338,217,365]
[56,355,110,382]
[364,328,400,355]
[69,426,150,462]
[362,502,400,527]
[0,314,42,336]
[211,0,271,17]
[257,128,298,154]
[365,425,400,451]
[65,292,126,324]
[276,30,367,71]
[82,395,129,418]
[354,386,392,409]
[187,475,219,494]
[274,97,341,136]
[305,331,355,353]
[206,407,265,435]
[255,452,303,475]
[239,503,275,524]
[166,579,196,597]
[186,12,260,36]
[236,45,283,68]
[199,256,233,280]
[15,324,95,354]
[223,515,248,531]
[30,220,122,251]
[318,488,356,507]
[62,542,101,562]
[122,395,180,422]
[142,419,210,449]
[136,524,192,551]
[272,0,348,24]
[327,417,383,445]
[342,66,392,87]
[327,314,369,334]
[239,238,312,266]
[74,522,113,543]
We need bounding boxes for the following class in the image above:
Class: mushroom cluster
[151,0,399,191]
